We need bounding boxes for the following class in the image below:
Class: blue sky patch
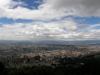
[0,18,33,24]
[1,16,100,25]
[12,0,43,9]
[73,16,100,25]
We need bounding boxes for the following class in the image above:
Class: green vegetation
[0,54,100,75]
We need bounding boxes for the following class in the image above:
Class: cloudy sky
[0,0,100,40]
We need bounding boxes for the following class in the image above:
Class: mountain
[0,40,100,45]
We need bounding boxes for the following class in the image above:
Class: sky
[0,0,100,40]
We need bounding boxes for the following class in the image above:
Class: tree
[0,61,5,74]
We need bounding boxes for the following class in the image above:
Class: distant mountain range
[0,40,100,45]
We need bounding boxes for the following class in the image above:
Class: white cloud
[0,0,100,20]
[0,20,100,40]
[0,20,78,40]
[0,0,100,40]
[0,0,66,20]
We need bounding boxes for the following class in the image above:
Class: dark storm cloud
[46,0,100,16]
